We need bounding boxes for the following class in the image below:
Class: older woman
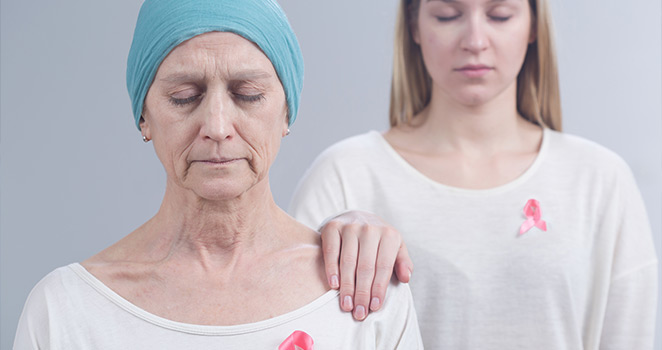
[13,0,422,348]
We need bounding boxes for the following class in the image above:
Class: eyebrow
[159,72,205,84]
[229,70,273,81]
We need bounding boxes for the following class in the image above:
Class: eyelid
[233,93,264,103]
[489,5,515,17]
[489,16,511,22]
[230,81,266,101]
[170,84,200,96]
[436,14,461,21]
[488,9,513,22]
[169,94,200,106]
[432,6,461,22]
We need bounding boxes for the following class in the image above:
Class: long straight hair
[389,0,562,131]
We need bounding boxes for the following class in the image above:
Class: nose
[200,91,234,141]
[460,16,489,54]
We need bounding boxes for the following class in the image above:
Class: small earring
[285,128,291,136]
[142,135,150,143]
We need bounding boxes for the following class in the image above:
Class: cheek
[154,128,193,176]
[420,30,454,75]
[243,112,286,171]
[503,26,532,71]
[146,110,196,174]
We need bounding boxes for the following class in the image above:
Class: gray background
[1,0,660,348]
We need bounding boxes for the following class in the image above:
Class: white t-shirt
[289,129,658,350]
[14,263,423,349]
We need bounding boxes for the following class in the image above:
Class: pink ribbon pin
[519,199,547,235]
[279,330,314,350]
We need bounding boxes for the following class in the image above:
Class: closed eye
[489,15,511,22]
[170,95,200,106]
[233,93,264,103]
[436,15,461,22]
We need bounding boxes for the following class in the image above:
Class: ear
[281,103,290,137]
[528,16,537,44]
[139,114,152,140]
[412,25,421,45]
[281,116,290,137]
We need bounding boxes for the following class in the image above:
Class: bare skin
[83,32,328,326]
[83,195,327,325]
[384,82,543,190]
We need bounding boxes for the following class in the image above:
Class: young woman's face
[414,0,534,107]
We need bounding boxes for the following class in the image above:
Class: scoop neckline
[371,127,551,196]
[68,263,339,335]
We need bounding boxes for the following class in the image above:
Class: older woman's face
[141,32,288,201]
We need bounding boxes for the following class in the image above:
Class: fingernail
[343,295,353,310]
[408,268,412,280]
[370,297,380,311]
[354,305,366,320]
[330,275,339,289]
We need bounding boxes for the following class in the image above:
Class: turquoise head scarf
[126,0,304,130]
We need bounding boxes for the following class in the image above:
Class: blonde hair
[389,0,562,131]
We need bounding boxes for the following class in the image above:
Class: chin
[190,178,257,202]
[452,86,504,107]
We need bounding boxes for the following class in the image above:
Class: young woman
[290,0,658,348]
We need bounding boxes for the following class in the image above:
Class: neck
[408,81,533,154]
[140,177,288,268]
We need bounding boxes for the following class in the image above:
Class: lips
[455,64,493,78]
[193,158,243,165]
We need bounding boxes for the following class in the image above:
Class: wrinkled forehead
[163,32,275,73]
[152,32,280,89]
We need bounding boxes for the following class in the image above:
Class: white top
[14,263,423,349]
[289,129,658,350]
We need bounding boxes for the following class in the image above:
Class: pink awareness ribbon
[278,331,314,350]
[519,199,547,235]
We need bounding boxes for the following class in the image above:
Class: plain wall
[1,0,660,348]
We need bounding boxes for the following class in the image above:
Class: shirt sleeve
[14,274,54,350]
[288,148,349,230]
[599,161,658,349]
[599,263,658,349]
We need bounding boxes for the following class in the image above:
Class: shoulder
[546,129,633,179]
[309,131,386,168]
[15,264,87,346]
[368,278,417,323]
[20,263,106,320]
[24,264,83,304]
[367,279,423,347]
[290,131,389,204]
[382,278,415,309]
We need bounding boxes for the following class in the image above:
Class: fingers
[317,211,409,321]
[338,225,359,312]
[320,222,342,289]
[394,241,413,283]
[353,226,380,320]
[369,228,400,312]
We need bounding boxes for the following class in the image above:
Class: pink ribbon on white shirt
[279,330,314,350]
[519,199,547,235]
